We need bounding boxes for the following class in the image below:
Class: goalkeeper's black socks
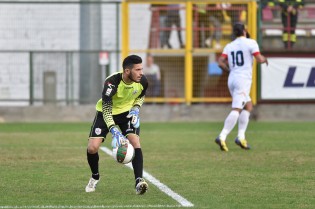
[87,150,99,179]
[132,148,143,185]
[92,173,100,180]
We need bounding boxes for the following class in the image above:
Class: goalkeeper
[85,55,149,195]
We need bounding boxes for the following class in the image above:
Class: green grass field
[0,122,314,209]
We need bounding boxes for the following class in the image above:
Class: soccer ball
[112,142,135,164]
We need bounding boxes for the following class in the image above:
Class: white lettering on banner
[261,58,315,99]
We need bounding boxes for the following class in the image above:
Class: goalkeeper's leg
[128,134,148,195]
[86,137,103,192]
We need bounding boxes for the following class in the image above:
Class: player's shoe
[85,177,99,192]
[215,137,228,152]
[135,178,148,195]
[235,137,250,150]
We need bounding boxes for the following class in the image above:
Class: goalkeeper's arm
[133,96,145,108]
[102,98,128,148]
[102,98,115,130]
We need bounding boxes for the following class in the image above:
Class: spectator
[143,54,161,97]
[150,4,168,48]
[195,4,209,48]
[164,4,185,49]
[225,3,244,40]
[278,0,304,49]
[261,0,278,20]
[262,0,276,8]
[205,4,224,49]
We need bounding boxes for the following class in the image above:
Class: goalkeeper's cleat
[135,178,148,195]
[215,137,229,152]
[235,137,250,150]
[85,177,99,192]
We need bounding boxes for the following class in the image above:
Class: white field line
[100,146,194,208]
[0,148,194,209]
[0,205,183,209]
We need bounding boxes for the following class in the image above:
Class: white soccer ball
[112,142,135,164]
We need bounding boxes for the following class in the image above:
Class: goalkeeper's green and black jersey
[95,72,148,130]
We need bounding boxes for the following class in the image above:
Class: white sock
[238,110,250,139]
[219,110,240,141]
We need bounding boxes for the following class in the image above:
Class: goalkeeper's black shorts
[88,111,140,141]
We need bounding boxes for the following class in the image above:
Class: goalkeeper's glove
[110,127,128,148]
[127,106,140,128]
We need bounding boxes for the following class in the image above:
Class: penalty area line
[100,146,194,208]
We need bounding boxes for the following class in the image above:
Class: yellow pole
[249,1,257,105]
[185,1,193,105]
[121,1,129,59]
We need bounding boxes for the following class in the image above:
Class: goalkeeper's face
[127,63,143,83]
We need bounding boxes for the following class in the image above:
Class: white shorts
[228,77,252,109]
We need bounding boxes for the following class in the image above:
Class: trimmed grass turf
[0,122,314,209]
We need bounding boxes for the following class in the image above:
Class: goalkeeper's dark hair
[122,55,142,70]
[233,22,245,37]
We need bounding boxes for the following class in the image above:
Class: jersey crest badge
[95,128,101,135]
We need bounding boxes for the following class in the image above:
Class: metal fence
[1,0,314,106]
[123,1,257,104]
[0,1,121,106]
